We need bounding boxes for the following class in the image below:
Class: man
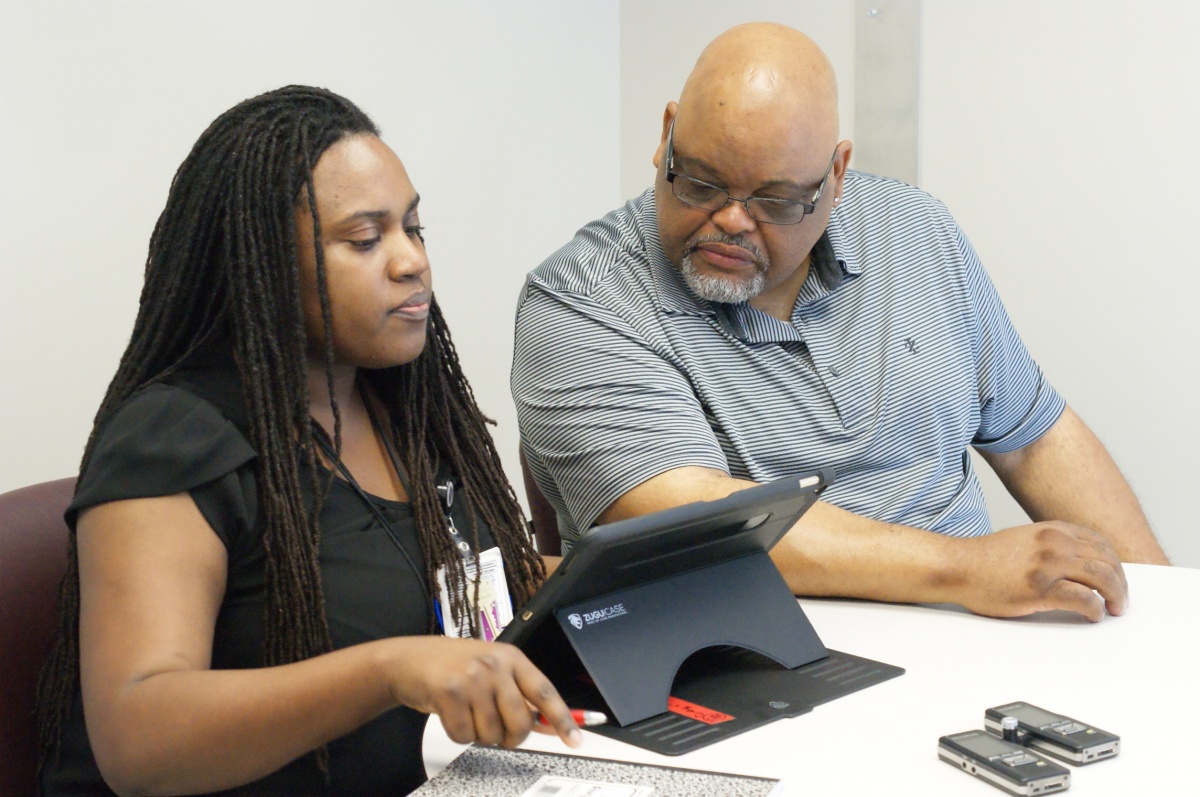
[512,23,1168,622]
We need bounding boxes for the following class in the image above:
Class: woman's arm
[77,493,579,797]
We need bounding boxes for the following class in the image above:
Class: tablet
[499,470,832,650]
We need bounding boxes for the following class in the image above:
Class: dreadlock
[37,85,543,775]
[363,301,545,634]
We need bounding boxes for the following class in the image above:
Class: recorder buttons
[999,752,1039,767]
[1048,720,1087,736]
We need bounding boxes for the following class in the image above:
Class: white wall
[920,1,1200,566]
[0,1,620,498]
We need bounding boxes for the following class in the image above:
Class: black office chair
[0,478,74,797]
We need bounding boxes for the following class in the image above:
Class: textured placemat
[412,746,783,796]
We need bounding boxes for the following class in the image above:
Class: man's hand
[768,500,1134,622]
[952,521,1128,622]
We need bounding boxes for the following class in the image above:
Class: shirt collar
[822,209,864,281]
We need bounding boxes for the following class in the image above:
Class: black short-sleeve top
[44,356,496,797]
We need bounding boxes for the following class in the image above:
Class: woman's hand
[384,636,582,749]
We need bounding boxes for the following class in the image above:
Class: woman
[37,85,579,796]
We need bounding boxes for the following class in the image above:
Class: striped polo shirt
[512,171,1064,550]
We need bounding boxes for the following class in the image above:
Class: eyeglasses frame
[664,118,838,225]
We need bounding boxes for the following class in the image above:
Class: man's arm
[978,405,1169,564]
[598,461,1133,622]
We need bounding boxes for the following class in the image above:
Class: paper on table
[519,774,654,797]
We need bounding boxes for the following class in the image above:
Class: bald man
[512,23,1168,622]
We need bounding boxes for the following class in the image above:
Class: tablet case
[500,471,904,753]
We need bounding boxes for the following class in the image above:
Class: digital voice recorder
[984,702,1120,764]
[939,730,1071,796]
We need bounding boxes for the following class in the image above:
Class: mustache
[684,233,769,271]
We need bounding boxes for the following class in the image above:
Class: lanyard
[308,388,483,634]
[308,387,473,563]
[359,391,474,562]
[310,420,432,613]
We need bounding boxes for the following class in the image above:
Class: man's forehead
[671,107,830,188]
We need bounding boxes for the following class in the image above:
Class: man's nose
[710,196,758,236]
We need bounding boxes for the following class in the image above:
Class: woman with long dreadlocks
[36,85,580,796]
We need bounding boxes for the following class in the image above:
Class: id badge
[435,547,514,641]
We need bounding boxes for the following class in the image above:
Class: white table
[424,563,1199,795]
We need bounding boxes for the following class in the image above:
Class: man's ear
[652,102,678,169]
[832,139,853,201]
[835,140,853,176]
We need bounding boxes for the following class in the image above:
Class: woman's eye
[405,225,425,243]
[348,237,380,250]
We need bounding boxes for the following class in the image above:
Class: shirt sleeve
[67,383,258,547]
[512,278,728,543]
[958,228,1066,453]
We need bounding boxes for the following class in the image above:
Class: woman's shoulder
[69,367,258,526]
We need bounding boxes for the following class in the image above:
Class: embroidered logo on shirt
[903,337,919,354]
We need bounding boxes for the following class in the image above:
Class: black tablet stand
[507,474,905,754]
[554,549,826,726]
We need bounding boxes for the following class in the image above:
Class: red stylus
[534,709,608,727]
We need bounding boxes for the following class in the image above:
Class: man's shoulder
[527,189,658,299]
[841,169,951,216]
[830,171,961,263]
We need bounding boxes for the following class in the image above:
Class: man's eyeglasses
[665,119,837,225]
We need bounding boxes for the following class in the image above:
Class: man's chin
[680,259,765,304]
